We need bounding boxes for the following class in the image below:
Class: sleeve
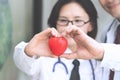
[13,41,41,77]
[100,43,120,71]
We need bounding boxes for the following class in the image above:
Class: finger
[41,28,55,37]
[51,55,58,58]
[64,26,80,38]
[51,28,61,37]
[60,53,77,59]
[34,28,59,40]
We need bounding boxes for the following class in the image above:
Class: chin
[108,8,120,18]
[111,13,120,18]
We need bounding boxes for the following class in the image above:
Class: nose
[68,21,73,26]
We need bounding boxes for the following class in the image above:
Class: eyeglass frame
[57,19,91,27]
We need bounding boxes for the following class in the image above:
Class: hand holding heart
[24,28,61,57]
[48,36,68,56]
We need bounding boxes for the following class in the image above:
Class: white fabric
[13,19,120,80]
[14,42,102,80]
[100,19,120,80]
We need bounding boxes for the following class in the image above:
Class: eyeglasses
[57,19,90,27]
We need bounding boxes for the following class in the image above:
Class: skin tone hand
[61,26,104,60]
[24,28,60,58]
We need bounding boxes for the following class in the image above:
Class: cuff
[100,43,120,71]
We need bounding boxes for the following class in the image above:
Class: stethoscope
[52,58,95,80]
[52,57,68,74]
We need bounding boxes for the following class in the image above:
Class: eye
[58,19,68,23]
[74,20,83,23]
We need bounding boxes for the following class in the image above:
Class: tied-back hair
[48,0,98,39]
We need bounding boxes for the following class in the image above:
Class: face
[56,2,92,34]
[56,2,93,52]
[99,0,120,19]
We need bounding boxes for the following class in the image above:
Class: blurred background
[0,0,113,80]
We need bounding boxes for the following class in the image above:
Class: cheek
[81,23,93,33]
[80,27,88,34]
[99,0,104,6]
[99,0,107,10]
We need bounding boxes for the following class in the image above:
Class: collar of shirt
[106,19,120,43]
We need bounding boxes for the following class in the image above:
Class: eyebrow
[58,16,67,19]
[58,16,82,19]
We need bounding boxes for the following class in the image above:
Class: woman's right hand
[24,28,60,58]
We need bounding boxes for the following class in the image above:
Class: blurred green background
[0,0,12,70]
[0,0,33,80]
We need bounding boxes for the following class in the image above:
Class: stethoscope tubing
[52,58,96,80]
[89,60,95,80]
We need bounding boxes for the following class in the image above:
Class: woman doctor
[13,0,100,80]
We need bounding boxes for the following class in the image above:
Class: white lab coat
[14,42,102,80]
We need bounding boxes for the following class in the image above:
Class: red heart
[48,36,68,56]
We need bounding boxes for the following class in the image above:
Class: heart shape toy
[48,36,68,56]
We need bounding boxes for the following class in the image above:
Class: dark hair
[48,0,98,39]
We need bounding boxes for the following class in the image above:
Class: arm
[100,43,120,71]
[13,42,41,76]
[13,28,60,77]
[61,26,120,71]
